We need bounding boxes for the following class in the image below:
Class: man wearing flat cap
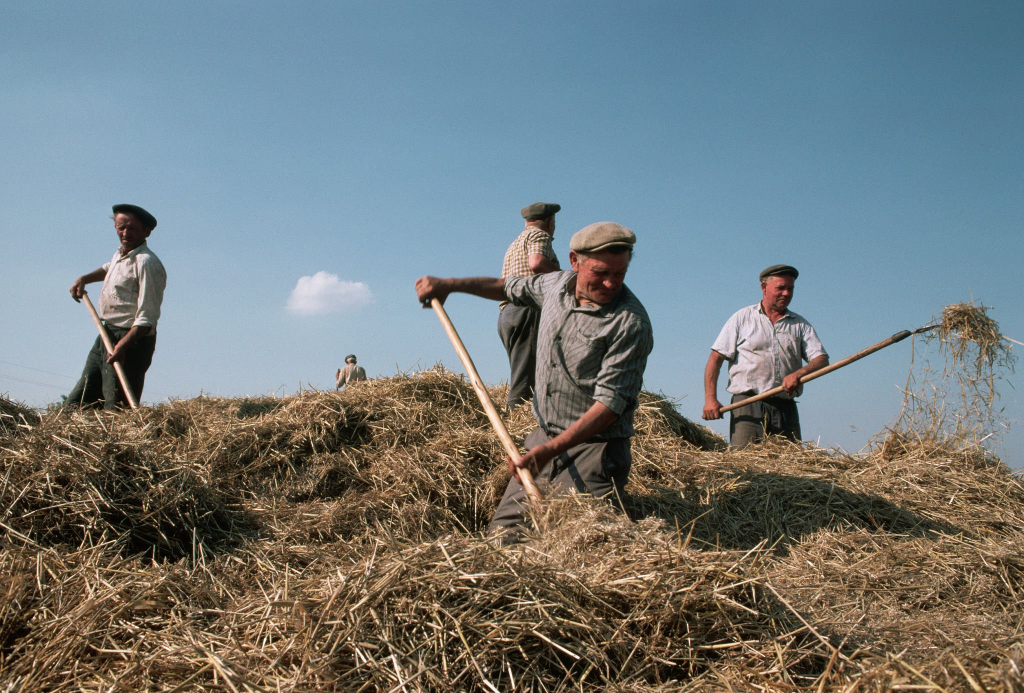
[497,202,562,410]
[703,264,828,448]
[416,221,653,543]
[336,354,367,390]
[66,204,167,409]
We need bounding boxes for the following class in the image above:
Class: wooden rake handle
[429,298,543,510]
[80,292,140,409]
[720,329,917,415]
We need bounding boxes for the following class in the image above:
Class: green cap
[569,222,636,253]
[520,202,561,221]
[112,204,157,230]
[759,264,799,281]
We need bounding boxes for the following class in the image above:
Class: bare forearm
[415,275,506,305]
[79,268,107,284]
[544,402,620,457]
[704,357,722,400]
[795,355,829,379]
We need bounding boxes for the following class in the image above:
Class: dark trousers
[728,393,801,449]
[488,427,631,543]
[66,326,156,410]
[497,304,539,409]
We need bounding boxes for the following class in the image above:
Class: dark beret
[112,204,157,231]
[759,264,799,281]
[520,202,561,221]
[345,354,357,362]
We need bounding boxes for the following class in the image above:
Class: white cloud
[287,271,373,316]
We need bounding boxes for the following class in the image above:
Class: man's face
[761,275,795,312]
[114,213,151,252]
[569,249,630,306]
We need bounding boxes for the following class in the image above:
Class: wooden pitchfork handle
[720,326,935,415]
[429,298,544,510]
[80,292,140,409]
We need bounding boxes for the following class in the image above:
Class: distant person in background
[66,204,167,409]
[498,202,561,410]
[335,354,367,390]
[702,264,829,449]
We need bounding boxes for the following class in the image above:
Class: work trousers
[488,427,631,544]
[66,325,156,410]
[497,304,539,409]
[728,393,801,449]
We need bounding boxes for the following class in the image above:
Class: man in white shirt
[335,355,367,390]
[66,204,167,409]
[703,264,828,448]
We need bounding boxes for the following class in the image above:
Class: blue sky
[2,1,1021,466]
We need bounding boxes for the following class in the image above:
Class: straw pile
[0,395,39,439]
[0,367,1022,691]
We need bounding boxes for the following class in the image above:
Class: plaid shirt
[499,225,559,309]
[504,270,653,439]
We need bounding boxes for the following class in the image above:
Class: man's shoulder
[614,286,653,328]
[134,245,166,270]
[729,303,762,322]
[781,309,814,327]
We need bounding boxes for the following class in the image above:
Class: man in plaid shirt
[498,202,561,410]
[416,222,653,543]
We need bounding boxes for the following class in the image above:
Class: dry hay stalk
[0,367,1021,690]
[898,301,1017,445]
[0,395,39,439]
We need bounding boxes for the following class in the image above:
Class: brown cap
[520,202,561,221]
[759,264,799,281]
[569,222,636,253]
[112,204,157,231]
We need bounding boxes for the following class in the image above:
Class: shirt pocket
[560,323,606,389]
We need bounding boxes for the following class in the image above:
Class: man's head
[568,222,636,306]
[759,264,798,313]
[111,204,156,253]
[521,202,560,234]
[345,354,357,365]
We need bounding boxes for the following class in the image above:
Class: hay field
[1,367,1022,691]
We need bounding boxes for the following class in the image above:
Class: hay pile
[0,395,39,439]
[1,367,1022,691]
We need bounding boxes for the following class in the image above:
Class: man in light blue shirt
[703,264,828,448]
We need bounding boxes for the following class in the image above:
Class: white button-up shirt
[98,242,167,331]
[711,303,827,398]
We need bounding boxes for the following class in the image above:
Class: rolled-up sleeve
[592,316,654,415]
[801,323,827,362]
[710,314,739,361]
[505,271,565,310]
[133,256,167,328]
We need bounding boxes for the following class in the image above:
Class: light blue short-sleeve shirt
[711,303,827,398]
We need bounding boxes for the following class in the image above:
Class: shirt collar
[117,241,148,260]
[758,301,792,320]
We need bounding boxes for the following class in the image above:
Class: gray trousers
[488,427,631,542]
[497,304,539,409]
[728,393,801,449]
[66,326,156,410]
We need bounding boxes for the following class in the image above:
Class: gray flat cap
[759,264,799,281]
[569,222,636,253]
[520,202,561,221]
